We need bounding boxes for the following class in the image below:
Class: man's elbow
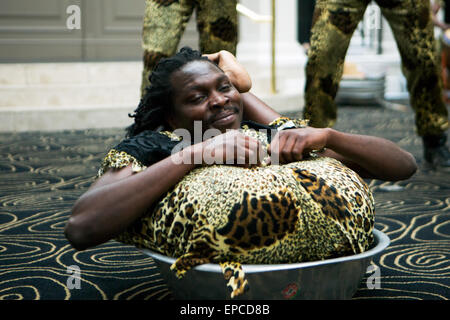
[393,152,418,181]
[402,152,418,179]
[64,215,95,251]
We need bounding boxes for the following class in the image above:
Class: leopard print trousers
[304,0,449,136]
[140,0,238,96]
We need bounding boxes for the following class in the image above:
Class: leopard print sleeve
[268,116,309,130]
[96,130,182,178]
[97,149,147,178]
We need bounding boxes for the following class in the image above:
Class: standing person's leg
[140,0,195,96]
[195,0,238,55]
[303,0,370,128]
[378,0,450,167]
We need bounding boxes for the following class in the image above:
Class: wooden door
[0,0,198,62]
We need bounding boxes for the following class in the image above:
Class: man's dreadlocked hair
[126,47,211,137]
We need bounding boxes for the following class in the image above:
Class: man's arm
[268,127,417,181]
[65,153,198,251]
[241,92,281,124]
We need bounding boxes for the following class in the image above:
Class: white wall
[236,0,304,66]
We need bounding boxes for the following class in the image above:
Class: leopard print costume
[304,0,449,136]
[98,118,375,298]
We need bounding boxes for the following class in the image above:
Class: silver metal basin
[336,74,386,106]
[140,229,389,300]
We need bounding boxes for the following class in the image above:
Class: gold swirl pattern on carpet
[0,105,449,300]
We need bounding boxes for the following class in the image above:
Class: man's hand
[267,127,329,164]
[190,130,263,167]
[204,51,252,93]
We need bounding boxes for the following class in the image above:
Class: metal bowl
[139,229,389,300]
[336,74,386,106]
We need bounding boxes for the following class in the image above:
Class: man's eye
[189,96,205,103]
[219,84,231,91]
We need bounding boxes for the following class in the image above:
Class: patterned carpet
[0,105,449,300]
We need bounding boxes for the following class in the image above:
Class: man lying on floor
[64,47,417,298]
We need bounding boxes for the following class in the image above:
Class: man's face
[167,60,243,134]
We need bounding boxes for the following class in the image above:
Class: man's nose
[209,91,228,109]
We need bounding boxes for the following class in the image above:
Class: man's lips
[211,112,235,122]
[208,107,239,125]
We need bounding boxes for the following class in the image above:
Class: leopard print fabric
[220,261,249,298]
[99,118,375,298]
[304,0,449,135]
